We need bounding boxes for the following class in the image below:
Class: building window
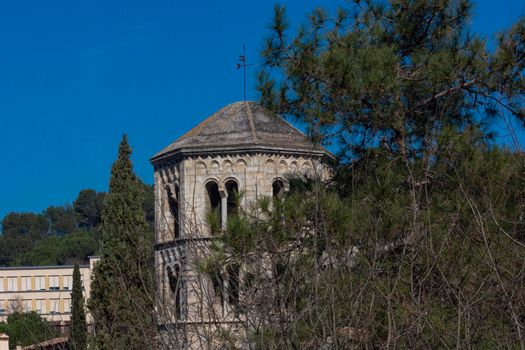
[63,275,72,290]
[0,278,3,292]
[49,299,59,314]
[35,299,45,314]
[35,276,45,291]
[210,269,224,308]
[205,180,221,232]
[225,179,239,217]
[227,264,240,308]
[167,265,182,319]
[272,178,286,198]
[7,277,17,292]
[21,276,31,291]
[22,300,31,312]
[49,276,59,291]
[166,185,180,239]
[63,299,71,313]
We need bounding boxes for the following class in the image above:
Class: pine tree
[69,264,86,350]
[88,135,155,349]
[250,2,525,348]
[258,1,525,163]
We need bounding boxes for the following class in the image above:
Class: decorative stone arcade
[151,101,333,349]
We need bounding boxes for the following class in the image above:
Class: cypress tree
[88,135,155,349]
[69,264,86,350]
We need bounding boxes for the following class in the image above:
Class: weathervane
[237,44,253,101]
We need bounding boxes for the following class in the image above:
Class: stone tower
[151,101,333,349]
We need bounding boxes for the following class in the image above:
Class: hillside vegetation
[0,183,153,266]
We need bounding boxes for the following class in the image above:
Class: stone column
[220,189,227,231]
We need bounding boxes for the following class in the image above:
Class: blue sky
[0,0,524,221]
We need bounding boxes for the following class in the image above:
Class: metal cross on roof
[236,44,253,101]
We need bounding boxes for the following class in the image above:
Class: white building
[0,256,98,328]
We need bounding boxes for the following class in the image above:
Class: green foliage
[44,205,77,236]
[225,213,254,254]
[1,213,50,240]
[257,195,272,214]
[0,172,154,268]
[69,264,87,350]
[17,231,98,266]
[0,213,50,266]
[219,138,525,348]
[139,182,155,231]
[258,0,525,162]
[0,312,57,349]
[73,189,105,230]
[88,135,155,349]
[251,4,525,345]
[206,207,222,235]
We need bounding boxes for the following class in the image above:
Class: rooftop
[151,101,332,162]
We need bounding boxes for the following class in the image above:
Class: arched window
[272,178,286,198]
[165,185,180,239]
[205,180,221,232]
[210,269,224,308]
[227,264,240,309]
[225,179,239,217]
[167,265,182,319]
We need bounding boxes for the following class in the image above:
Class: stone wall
[154,152,331,349]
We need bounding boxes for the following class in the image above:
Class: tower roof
[151,101,332,163]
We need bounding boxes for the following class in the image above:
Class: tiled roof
[22,337,69,350]
[151,101,331,162]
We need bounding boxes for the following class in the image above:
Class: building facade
[151,101,333,349]
[0,256,98,328]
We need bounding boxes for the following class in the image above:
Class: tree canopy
[0,182,154,267]
[258,0,524,162]
[0,312,57,350]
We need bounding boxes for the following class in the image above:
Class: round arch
[272,177,287,198]
[224,178,240,216]
[204,179,221,230]
[166,264,182,319]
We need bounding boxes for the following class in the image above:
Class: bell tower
[151,101,333,349]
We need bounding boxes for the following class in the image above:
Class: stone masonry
[151,101,333,349]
